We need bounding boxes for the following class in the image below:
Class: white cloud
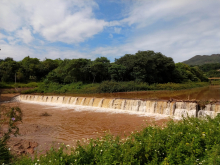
[114,27,121,34]
[16,27,33,44]
[0,43,93,61]
[0,0,107,44]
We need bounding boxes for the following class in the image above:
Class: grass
[0,82,40,89]
[11,116,220,164]
[20,81,209,94]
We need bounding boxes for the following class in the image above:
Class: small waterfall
[98,99,104,107]
[73,97,78,105]
[30,95,35,101]
[57,97,64,104]
[76,97,84,105]
[112,99,123,109]
[146,101,156,113]
[93,98,103,107]
[69,97,76,104]
[155,101,168,114]
[37,96,44,102]
[214,104,220,113]
[47,96,53,102]
[121,100,126,110]
[27,95,31,101]
[81,98,86,105]
[109,99,115,109]
[139,101,146,112]
[18,94,220,118]
[34,95,39,101]
[82,98,92,106]
[42,96,48,102]
[198,110,215,118]
[102,99,113,108]
[51,96,58,103]
[88,98,94,106]
[63,97,71,104]
[163,102,171,115]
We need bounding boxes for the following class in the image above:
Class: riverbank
[11,115,220,164]
[20,81,209,95]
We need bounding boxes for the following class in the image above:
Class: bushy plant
[0,105,22,164]
[13,116,220,164]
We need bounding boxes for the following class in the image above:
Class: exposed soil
[0,93,19,102]
[1,100,170,156]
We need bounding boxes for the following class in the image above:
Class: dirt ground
[0,94,170,156]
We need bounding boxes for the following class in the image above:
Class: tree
[115,51,175,83]
[90,57,110,83]
[108,64,126,81]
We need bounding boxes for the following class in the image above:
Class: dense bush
[0,106,22,164]
[1,51,209,85]
[97,81,208,93]
[20,81,209,94]
[0,82,40,89]
[12,116,220,164]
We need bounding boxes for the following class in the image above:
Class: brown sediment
[31,85,220,101]
[0,93,19,102]
[2,102,169,155]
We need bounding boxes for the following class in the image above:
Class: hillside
[182,54,220,65]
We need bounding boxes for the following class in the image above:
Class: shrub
[13,116,220,164]
[0,106,22,164]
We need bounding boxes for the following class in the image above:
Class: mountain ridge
[182,54,220,65]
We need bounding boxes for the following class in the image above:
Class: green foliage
[0,82,40,89]
[115,50,175,83]
[97,81,208,93]
[1,51,209,85]
[12,116,220,164]
[173,63,208,83]
[0,105,23,164]
[21,81,208,94]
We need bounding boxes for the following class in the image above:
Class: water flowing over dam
[18,95,220,118]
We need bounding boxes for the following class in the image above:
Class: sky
[0,0,220,63]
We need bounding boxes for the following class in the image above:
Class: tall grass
[21,81,209,94]
[0,82,39,89]
[13,116,220,164]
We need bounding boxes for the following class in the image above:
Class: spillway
[18,95,220,118]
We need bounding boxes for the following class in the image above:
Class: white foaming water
[18,94,220,119]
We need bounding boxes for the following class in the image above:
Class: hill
[182,54,220,65]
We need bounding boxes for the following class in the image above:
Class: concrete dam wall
[18,95,220,118]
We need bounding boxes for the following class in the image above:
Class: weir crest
[18,95,220,118]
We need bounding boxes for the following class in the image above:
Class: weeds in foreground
[12,116,220,164]
[0,105,22,164]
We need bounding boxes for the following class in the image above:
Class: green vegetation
[182,54,220,65]
[0,105,22,164]
[1,51,208,85]
[0,82,40,89]
[197,63,220,78]
[21,81,209,94]
[10,116,220,164]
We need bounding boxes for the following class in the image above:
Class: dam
[18,95,220,118]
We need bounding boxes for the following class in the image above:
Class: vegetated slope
[182,54,220,65]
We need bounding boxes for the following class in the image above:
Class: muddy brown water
[42,86,220,101]
[2,101,168,155]
[1,86,219,155]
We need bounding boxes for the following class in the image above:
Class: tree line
[0,50,208,84]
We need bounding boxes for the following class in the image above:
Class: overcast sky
[0,0,219,63]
